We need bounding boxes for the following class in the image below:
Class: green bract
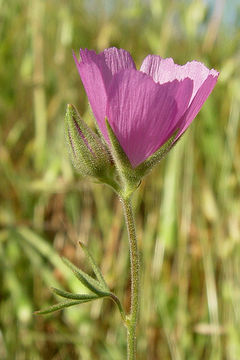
[105,118,178,199]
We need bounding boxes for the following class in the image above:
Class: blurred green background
[1,0,240,359]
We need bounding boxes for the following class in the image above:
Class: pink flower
[73,48,219,168]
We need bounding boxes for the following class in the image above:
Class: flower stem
[121,196,140,360]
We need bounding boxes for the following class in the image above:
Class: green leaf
[61,257,110,296]
[34,299,91,315]
[50,287,127,322]
[51,287,100,300]
[79,241,109,291]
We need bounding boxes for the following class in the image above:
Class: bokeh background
[1,0,240,359]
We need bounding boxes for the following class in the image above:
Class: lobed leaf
[61,257,110,296]
[34,299,91,315]
[79,241,109,291]
[51,287,100,301]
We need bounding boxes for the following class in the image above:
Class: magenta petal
[106,69,182,167]
[79,49,112,85]
[160,78,193,136]
[176,73,219,139]
[101,47,136,75]
[74,48,136,140]
[80,47,136,76]
[80,49,104,64]
[141,55,218,101]
[73,51,111,140]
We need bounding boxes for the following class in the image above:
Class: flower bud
[65,104,113,181]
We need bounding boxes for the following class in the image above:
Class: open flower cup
[71,47,218,193]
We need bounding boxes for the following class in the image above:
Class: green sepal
[61,257,110,297]
[106,119,179,195]
[79,241,109,291]
[34,299,93,315]
[134,129,179,177]
[105,118,141,197]
[51,287,100,301]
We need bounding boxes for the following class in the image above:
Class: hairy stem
[121,196,140,360]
